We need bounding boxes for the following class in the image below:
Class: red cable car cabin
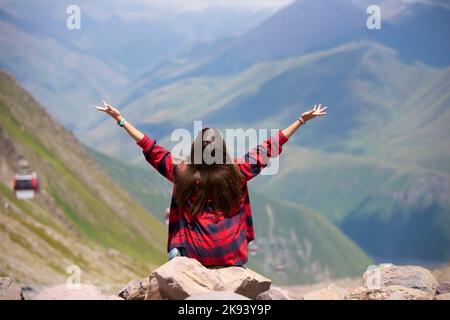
[13,172,39,199]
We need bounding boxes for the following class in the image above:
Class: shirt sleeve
[137,134,175,183]
[236,129,289,182]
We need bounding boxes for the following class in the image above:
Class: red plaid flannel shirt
[137,129,289,266]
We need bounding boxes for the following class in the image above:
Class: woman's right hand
[93,100,122,121]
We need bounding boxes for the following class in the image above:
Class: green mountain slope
[89,148,172,220]
[248,192,373,284]
[89,148,373,285]
[254,146,450,262]
[0,70,166,289]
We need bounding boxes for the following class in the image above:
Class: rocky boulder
[436,282,450,295]
[434,293,450,300]
[119,278,147,300]
[345,285,433,300]
[34,284,110,300]
[0,277,24,300]
[302,284,348,300]
[150,257,271,300]
[119,277,162,300]
[144,276,164,300]
[256,286,297,300]
[363,264,438,293]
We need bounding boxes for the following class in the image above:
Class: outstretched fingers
[313,104,327,116]
[103,99,113,111]
[92,105,107,111]
[92,99,112,113]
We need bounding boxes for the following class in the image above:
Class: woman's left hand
[300,104,327,123]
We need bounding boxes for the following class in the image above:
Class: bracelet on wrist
[297,117,306,125]
[117,118,126,127]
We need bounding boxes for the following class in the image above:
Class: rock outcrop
[130,260,448,301]
[302,284,348,300]
[434,293,450,300]
[286,263,447,300]
[436,282,450,295]
[0,277,24,300]
[4,260,448,300]
[119,278,150,300]
[344,285,433,300]
[363,264,438,293]
[144,276,164,300]
[256,286,297,300]
[338,264,440,300]
[118,276,163,300]
[150,257,271,300]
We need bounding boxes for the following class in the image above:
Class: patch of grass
[8,229,31,249]
[0,181,66,235]
[12,213,90,269]
[47,262,66,275]
[88,147,171,223]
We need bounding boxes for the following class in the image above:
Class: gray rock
[257,286,297,300]
[20,285,41,300]
[144,275,164,300]
[119,278,150,300]
[363,264,438,293]
[436,282,450,295]
[186,291,250,300]
[302,284,348,300]
[345,285,433,300]
[434,293,450,300]
[152,257,271,300]
[0,277,24,300]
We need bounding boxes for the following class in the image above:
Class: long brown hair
[174,128,243,216]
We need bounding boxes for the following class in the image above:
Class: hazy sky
[1,0,448,22]
[0,0,295,22]
[80,0,295,21]
[123,0,296,11]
